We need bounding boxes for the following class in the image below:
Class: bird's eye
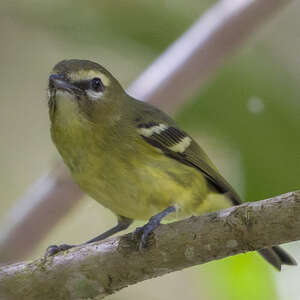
[90,77,103,92]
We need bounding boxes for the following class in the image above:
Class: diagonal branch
[128,0,294,112]
[0,190,299,300]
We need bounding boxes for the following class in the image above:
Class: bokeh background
[1,1,300,299]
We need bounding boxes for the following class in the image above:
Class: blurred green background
[1,1,300,299]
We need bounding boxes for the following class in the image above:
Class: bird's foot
[45,244,74,257]
[134,216,161,250]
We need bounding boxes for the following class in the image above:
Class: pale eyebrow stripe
[69,70,111,86]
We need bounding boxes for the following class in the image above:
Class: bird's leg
[45,216,133,257]
[135,205,176,250]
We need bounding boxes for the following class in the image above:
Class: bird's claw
[45,244,74,257]
[134,217,161,250]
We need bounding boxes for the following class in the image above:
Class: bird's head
[48,59,125,123]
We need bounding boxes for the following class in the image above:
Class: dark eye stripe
[73,78,104,93]
[73,80,91,90]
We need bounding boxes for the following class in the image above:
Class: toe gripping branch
[135,205,176,250]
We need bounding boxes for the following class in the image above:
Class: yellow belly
[71,144,232,221]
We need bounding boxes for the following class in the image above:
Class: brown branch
[0,191,299,300]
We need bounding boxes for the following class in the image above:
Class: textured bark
[0,190,299,300]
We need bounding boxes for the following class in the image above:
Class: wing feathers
[137,122,241,205]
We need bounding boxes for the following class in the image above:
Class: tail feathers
[259,246,297,271]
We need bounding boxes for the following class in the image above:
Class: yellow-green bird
[47,59,296,270]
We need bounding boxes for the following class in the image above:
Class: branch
[0,0,293,263]
[0,165,83,263]
[128,0,293,113]
[1,191,299,300]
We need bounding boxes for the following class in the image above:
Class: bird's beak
[49,74,83,95]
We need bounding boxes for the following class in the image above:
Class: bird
[46,59,296,270]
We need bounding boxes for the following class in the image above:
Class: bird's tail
[258,246,297,271]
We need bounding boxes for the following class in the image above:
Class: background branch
[0,165,83,263]
[128,0,293,113]
[0,190,299,300]
[0,0,293,264]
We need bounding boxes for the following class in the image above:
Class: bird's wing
[137,121,241,205]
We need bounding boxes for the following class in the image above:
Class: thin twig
[0,191,299,300]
